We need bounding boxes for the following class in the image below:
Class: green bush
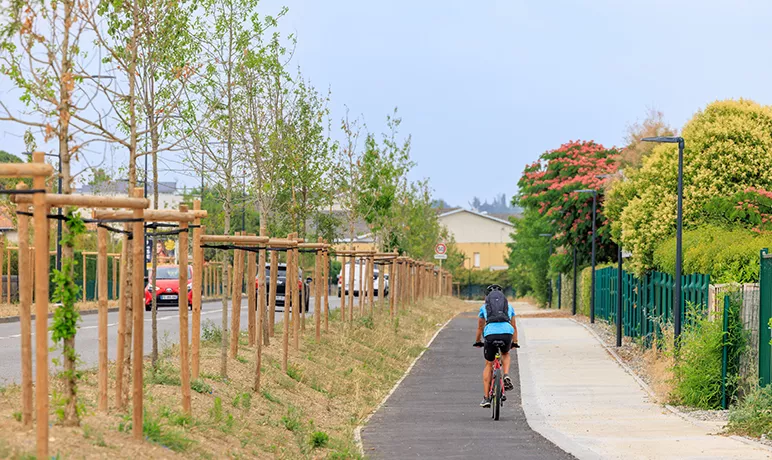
[653,225,765,283]
[309,431,329,448]
[608,99,772,273]
[727,385,772,437]
[671,298,746,409]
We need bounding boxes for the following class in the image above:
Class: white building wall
[438,211,512,243]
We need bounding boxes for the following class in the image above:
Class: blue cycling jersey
[478,304,516,337]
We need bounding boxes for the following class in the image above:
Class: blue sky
[3,0,772,207]
[265,0,772,206]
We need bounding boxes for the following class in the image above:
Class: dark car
[256,263,310,312]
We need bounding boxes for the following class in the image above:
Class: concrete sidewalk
[518,314,772,459]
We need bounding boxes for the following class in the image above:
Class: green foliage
[190,379,213,394]
[506,209,551,304]
[309,431,329,449]
[281,406,301,432]
[261,390,281,404]
[608,99,772,273]
[231,392,252,410]
[287,364,303,382]
[703,188,772,232]
[653,225,765,283]
[357,315,374,330]
[671,299,746,409]
[142,411,195,453]
[727,385,772,437]
[201,319,222,344]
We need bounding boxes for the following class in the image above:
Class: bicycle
[474,339,520,420]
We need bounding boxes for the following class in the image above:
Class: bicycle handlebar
[473,341,484,348]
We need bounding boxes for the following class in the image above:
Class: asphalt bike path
[361,311,574,459]
[0,295,341,385]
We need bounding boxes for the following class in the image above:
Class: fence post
[721,294,730,410]
[759,248,772,387]
[616,247,622,347]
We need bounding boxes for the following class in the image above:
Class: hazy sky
[2,0,772,207]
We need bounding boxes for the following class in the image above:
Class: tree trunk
[150,109,160,369]
[58,0,79,427]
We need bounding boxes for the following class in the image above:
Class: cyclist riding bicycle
[474,284,518,408]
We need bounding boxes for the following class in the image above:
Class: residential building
[77,180,184,210]
[437,208,515,271]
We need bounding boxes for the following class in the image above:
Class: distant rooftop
[77,180,178,195]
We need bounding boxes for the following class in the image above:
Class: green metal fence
[759,249,772,386]
[594,267,710,346]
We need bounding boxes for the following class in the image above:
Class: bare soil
[0,297,469,459]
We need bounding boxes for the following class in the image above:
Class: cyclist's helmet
[485,284,503,296]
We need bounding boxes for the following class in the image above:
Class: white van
[337,261,389,297]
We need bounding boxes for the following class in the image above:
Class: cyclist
[473,284,518,408]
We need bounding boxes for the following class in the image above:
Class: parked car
[256,263,309,312]
[145,265,193,311]
[338,261,389,297]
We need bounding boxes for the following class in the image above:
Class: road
[361,311,573,459]
[0,295,342,385]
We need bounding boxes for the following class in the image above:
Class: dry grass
[0,297,468,459]
[0,300,119,319]
[641,345,676,403]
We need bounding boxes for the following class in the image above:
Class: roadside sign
[435,243,447,255]
[434,254,448,260]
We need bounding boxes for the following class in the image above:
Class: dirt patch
[0,300,119,319]
[0,297,469,459]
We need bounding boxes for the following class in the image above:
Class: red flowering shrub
[516,140,621,272]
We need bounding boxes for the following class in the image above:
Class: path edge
[517,318,605,460]
[571,318,772,454]
[353,312,458,457]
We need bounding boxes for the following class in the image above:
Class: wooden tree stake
[192,203,203,380]
[131,188,145,440]
[178,205,191,414]
[32,153,51,458]
[97,226,109,412]
[16,184,32,427]
[269,250,278,337]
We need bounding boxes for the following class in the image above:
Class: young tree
[357,109,413,250]
[182,0,286,377]
[0,0,91,426]
[621,107,676,168]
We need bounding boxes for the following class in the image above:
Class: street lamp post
[574,189,597,323]
[539,233,553,308]
[643,136,685,341]
[572,246,577,315]
[616,243,623,347]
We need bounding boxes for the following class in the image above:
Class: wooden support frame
[97,226,109,412]
[191,201,203,380]
[15,183,32,428]
[178,205,192,415]
[0,153,56,458]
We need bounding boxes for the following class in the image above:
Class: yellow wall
[456,242,508,270]
[331,242,377,262]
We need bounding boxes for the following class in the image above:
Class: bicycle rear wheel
[492,369,501,420]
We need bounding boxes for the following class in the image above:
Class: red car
[145,265,193,311]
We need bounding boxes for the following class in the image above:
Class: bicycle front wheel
[492,369,501,420]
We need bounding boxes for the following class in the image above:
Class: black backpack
[484,290,509,323]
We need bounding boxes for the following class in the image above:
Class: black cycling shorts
[483,334,513,361]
